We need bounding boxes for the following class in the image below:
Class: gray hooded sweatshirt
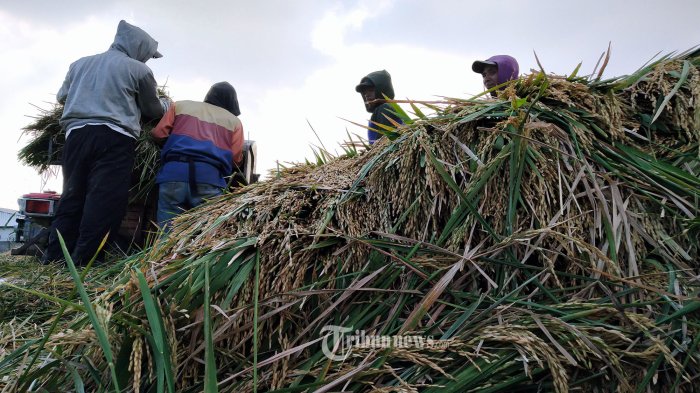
[57,20,164,137]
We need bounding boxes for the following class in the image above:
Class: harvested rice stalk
[2,53,699,393]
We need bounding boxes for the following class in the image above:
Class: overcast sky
[1,0,699,209]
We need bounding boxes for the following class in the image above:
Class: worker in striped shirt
[151,82,244,231]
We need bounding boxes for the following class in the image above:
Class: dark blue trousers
[44,125,135,265]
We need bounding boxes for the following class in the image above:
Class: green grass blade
[68,364,85,393]
[17,238,103,387]
[656,300,700,325]
[204,257,218,393]
[59,232,120,392]
[221,257,255,310]
[409,102,427,119]
[253,250,261,393]
[651,60,690,124]
[134,267,175,393]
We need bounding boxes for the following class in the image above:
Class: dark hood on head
[204,82,241,116]
[110,20,161,63]
[356,70,395,99]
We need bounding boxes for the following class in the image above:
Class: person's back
[152,82,244,230]
[59,20,164,137]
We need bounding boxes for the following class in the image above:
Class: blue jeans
[157,182,223,231]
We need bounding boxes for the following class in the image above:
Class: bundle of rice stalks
[17,104,65,171]
[2,52,699,392]
[17,97,168,203]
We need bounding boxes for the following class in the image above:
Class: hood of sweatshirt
[355,69,395,100]
[109,20,162,63]
[204,82,241,116]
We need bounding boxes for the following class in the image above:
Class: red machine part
[19,191,61,217]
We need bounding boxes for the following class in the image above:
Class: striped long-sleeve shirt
[151,100,244,188]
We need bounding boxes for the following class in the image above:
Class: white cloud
[159,76,213,102]
[311,0,393,55]
[0,12,118,208]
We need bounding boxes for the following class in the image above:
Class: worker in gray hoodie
[43,20,168,265]
[355,70,403,144]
